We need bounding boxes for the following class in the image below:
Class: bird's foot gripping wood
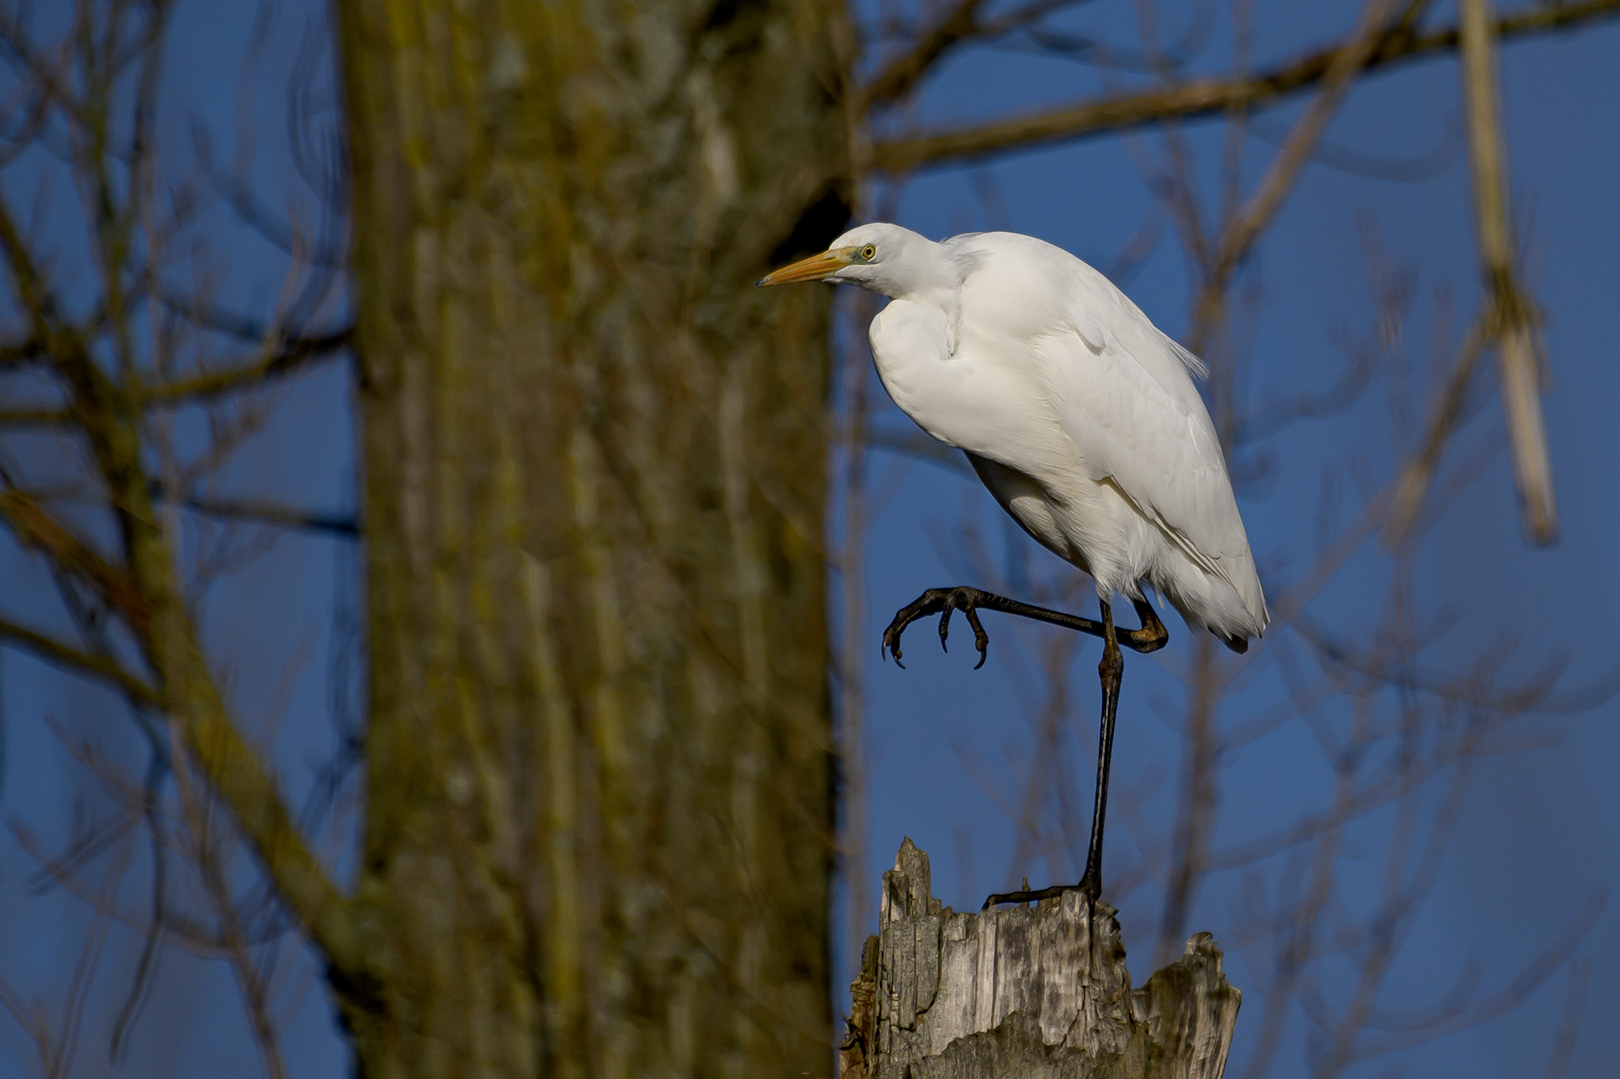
[982,869,1100,912]
[882,587,1170,670]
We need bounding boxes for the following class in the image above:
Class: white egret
[760,222,1268,908]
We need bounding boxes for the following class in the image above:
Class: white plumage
[764,222,1268,650]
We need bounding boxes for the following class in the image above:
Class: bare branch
[0,489,151,632]
[1459,0,1557,544]
[204,160,347,270]
[0,178,63,342]
[150,618,363,975]
[1210,0,1403,289]
[1155,633,1221,967]
[173,491,360,538]
[1230,343,1377,446]
[1295,612,1620,716]
[155,285,297,343]
[1184,0,1406,359]
[870,0,1620,173]
[0,407,72,426]
[0,206,360,986]
[0,616,162,704]
[143,325,352,404]
[1385,313,1490,543]
[861,0,1084,109]
[0,331,42,367]
[862,0,988,110]
[172,737,290,1079]
[1545,961,1591,1079]
[1241,107,1462,183]
[1343,892,1605,1061]
[1014,0,1218,74]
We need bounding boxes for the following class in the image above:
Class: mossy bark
[334,2,850,1075]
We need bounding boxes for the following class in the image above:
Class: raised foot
[982,873,1100,911]
[882,588,1168,668]
[882,586,991,670]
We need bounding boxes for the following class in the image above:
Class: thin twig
[1385,313,1490,543]
[861,0,1085,109]
[862,0,988,109]
[0,616,162,704]
[1189,0,1405,353]
[165,489,361,537]
[142,326,352,403]
[0,488,151,631]
[1545,961,1591,1079]
[0,407,72,425]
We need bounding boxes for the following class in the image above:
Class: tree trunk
[333,1,850,1075]
[841,841,1240,1079]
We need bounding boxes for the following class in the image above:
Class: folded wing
[1044,264,1267,626]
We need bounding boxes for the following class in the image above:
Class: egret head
[757,222,933,298]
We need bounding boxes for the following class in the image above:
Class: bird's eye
[860,245,876,261]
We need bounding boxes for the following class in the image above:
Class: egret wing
[1044,277,1265,622]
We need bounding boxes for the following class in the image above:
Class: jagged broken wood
[841,839,1240,1079]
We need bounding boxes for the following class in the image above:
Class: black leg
[1085,599,1123,898]
[982,598,1125,911]
[882,586,1166,670]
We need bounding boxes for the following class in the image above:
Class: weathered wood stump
[840,839,1240,1079]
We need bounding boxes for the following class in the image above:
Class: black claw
[882,586,998,675]
[964,606,989,669]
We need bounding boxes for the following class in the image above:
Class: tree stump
[840,839,1240,1079]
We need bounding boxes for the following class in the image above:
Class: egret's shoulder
[942,230,1078,269]
[939,229,1207,383]
[945,231,1118,303]
[999,235,1208,384]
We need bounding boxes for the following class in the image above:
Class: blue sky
[2,2,1616,1077]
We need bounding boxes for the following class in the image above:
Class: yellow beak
[757,247,856,287]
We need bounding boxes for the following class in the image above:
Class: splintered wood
[841,839,1240,1079]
